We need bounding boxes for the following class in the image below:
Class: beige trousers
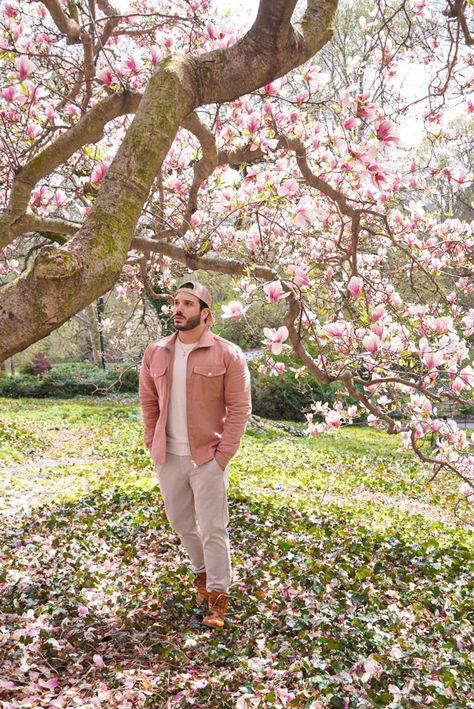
[156,453,231,592]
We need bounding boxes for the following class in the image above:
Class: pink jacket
[139,329,251,469]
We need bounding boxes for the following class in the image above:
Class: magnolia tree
[0,0,473,501]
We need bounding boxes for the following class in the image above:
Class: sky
[111,1,461,149]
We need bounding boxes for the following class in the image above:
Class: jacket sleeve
[139,344,159,450]
[215,349,252,469]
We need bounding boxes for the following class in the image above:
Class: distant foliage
[26,352,52,377]
[250,358,359,422]
[0,363,139,398]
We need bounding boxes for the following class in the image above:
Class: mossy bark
[0,3,337,362]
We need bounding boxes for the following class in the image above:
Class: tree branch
[0,2,337,360]
[188,0,336,105]
[131,236,277,280]
[0,92,141,249]
[180,111,218,228]
[40,0,82,44]
[283,291,332,384]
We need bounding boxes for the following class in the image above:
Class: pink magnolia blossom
[1,85,17,102]
[263,326,289,355]
[274,362,285,374]
[459,365,474,388]
[344,116,359,130]
[428,316,451,333]
[356,93,378,121]
[206,21,218,39]
[287,264,310,286]
[371,321,384,338]
[245,112,260,133]
[96,67,114,85]
[295,89,309,103]
[263,81,280,95]
[451,377,466,393]
[4,2,20,18]
[259,137,279,154]
[294,197,316,227]
[419,338,445,369]
[451,167,469,186]
[221,300,247,321]
[460,483,474,502]
[190,210,204,228]
[91,162,108,185]
[347,275,363,298]
[363,333,380,354]
[277,178,299,198]
[375,119,399,146]
[245,224,261,250]
[26,123,42,139]
[371,304,386,322]
[123,53,143,74]
[263,280,286,303]
[16,56,36,80]
[54,189,67,207]
[151,46,162,66]
[116,284,129,299]
[325,410,342,428]
[323,322,347,339]
[30,185,50,208]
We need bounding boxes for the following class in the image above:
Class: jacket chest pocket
[151,367,167,398]
[192,365,226,399]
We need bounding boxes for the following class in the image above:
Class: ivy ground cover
[0,398,473,708]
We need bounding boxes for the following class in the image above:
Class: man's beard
[174,313,202,331]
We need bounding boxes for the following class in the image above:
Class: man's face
[172,292,208,331]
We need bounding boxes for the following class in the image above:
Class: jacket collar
[162,328,215,351]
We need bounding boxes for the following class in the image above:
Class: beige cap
[175,280,215,327]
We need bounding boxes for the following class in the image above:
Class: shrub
[0,362,140,398]
[0,374,44,398]
[250,359,346,422]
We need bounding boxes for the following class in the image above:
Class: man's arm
[139,343,159,450]
[215,349,252,470]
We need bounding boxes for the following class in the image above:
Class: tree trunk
[0,2,337,362]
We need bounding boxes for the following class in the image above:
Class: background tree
[0,0,473,495]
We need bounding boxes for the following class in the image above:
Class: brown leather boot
[203,590,229,628]
[195,571,208,607]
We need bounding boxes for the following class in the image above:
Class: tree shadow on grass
[0,484,473,707]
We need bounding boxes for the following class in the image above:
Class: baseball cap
[175,280,215,327]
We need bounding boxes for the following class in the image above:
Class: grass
[0,397,473,708]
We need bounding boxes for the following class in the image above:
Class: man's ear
[201,308,210,324]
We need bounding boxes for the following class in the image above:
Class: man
[139,280,251,628]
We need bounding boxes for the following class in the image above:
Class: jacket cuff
[215,451,229,470]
